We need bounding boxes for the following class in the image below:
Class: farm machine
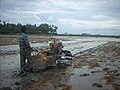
[28,41,72,72]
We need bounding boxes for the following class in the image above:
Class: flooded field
[0,36,120,90]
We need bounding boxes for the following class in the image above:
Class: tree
[0,20,58,34]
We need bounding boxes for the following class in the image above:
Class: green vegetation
[0,20,58,34]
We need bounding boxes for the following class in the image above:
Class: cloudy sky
[0,0,120,35]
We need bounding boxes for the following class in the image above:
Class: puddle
[67,66,115,90]
[0,55,20,89]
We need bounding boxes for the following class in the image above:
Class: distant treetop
[0,20,58,34]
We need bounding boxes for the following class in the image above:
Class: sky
[0,0,120,35]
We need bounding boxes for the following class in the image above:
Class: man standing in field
[19,26,33,73]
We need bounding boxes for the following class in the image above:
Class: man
[19,26,33,73]
[49,41,63,54]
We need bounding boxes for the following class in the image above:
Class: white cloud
[47,16,54,21]
[1,0,120,35]
[91,15,114,20]
[58,18,120,30]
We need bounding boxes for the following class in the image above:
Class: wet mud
[20,42,120,90]
[0,36,120,90]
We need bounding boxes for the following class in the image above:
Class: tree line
[0,20,58,34]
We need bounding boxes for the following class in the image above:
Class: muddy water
[0,36,120,90]
[1,37,120,55]
[68,58,120,90]
[68,66,114,90]
[0,55,20,89]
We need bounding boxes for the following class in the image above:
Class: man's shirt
[19,33,31,55]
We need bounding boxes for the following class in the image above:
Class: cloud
[0,0,120,35]
[0,10,41,24]
[58,18,120,30]
[91,15,114,20]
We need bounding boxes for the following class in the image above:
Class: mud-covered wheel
[57,50,73,65]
